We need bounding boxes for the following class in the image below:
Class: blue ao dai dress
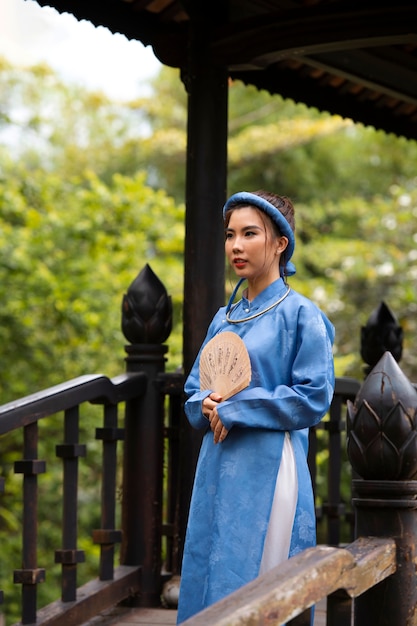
[177,278,335,623]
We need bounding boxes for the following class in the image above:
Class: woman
[177,190,335,623]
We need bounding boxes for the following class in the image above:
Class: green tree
[0,49,417,623]
[2,55,417,381]
[0,162,184,401]
[0,160,184,623]
[290,185,417,380]
[0,57,144,183]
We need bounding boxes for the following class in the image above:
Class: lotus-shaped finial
[121,264,172,344]
[347,351,417,480]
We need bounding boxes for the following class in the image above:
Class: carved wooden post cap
[347,351,417,480]
[360,301,403,376]
[121,264,172,344]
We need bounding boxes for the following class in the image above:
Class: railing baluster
[326,589,351,626]
[318,379,359,547]
[14,422,46,624]
[161,372,183,577]
[308,425,319,518]
[93,403,124,580]
[55,406,86,602]
[324,393,344,546]
[0,475,4,611]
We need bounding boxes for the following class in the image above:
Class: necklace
[226,286,291,324]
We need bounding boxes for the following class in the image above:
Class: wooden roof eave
[209,4,417,66]
[232,64,417,141]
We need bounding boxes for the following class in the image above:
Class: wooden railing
[0,373,147,626]
[309,376,360,546]
[0,267,415,626]
[0,364,359,626]
[181,536,397,626]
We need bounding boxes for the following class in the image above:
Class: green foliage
[1,53,417,620]
[0,164,184,401]
[0,123,184,619]
[0,57,147,184]
[290,185,417,379]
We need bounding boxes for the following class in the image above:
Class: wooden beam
[31,565,141,626]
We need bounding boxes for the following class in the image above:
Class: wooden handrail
[28,565,141,626]
[0,372,147,434]
[181,537,396,625]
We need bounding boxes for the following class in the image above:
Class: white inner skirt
[259,431,298,575]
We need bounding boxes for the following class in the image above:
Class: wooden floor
[83,599,326,626]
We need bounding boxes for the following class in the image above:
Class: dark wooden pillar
[120,265,172,606]
[182,42,228,373]
[180,7,228,569]
[347,351,417,625]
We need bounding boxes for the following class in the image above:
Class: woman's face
[225,206,288,294]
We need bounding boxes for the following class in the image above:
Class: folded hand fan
[199,331,251,401]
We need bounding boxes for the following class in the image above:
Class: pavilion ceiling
[32,1,417,139]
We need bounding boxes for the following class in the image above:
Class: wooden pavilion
[30,0,417,374]
[29,0,417,575]
[10,3,417,623]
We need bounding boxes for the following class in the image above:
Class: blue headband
[223,191,296,276]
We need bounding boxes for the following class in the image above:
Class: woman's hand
[202,393,229,444]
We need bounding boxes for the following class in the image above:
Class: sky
[0,0,163,100]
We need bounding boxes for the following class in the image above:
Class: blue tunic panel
[177,278,335,623]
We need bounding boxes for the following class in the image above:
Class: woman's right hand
[202,392,222,418]
[203,393,229,443]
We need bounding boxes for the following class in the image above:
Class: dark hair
[251,190,295,233]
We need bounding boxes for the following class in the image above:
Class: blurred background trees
[1,51,417,623]
[1,57,416,391]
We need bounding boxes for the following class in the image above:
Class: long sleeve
[183,317,223,430]
[184,285,334,434]
[218,304,334,432]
